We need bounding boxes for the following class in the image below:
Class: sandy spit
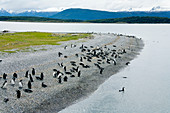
[0,33,144,113]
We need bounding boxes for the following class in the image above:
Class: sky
[0,0,170,12]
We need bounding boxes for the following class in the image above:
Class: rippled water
[0,22,170,113]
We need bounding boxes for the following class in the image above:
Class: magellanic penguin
[10,77,15,86]
[1,80,7,89]
[42,82,47,88]
[28,80,32,89]
[29,74,34,82]
[16,90,21,98]
[32,68,36,75]
[119,87,125,92]
[13,73,17,79]
[25,70,29,78]
[3,73,7,80]
[19,80,23,89]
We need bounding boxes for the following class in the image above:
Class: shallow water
[0,22,170,113]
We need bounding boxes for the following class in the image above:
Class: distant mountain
[1,8,170,21]
[0,9,58,18]
[0,8,11,16]
[50,8,170,20]
[14,10,58,18]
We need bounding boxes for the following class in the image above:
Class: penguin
[78,71,81,77]
[58,77,62,83]
[126,62,130,65]
[63,76,68,82]
[100,68,104,74]
[75,54,79,57]
[25,70,29,78]
[53,72,57,78]
[29,74,34,82]
[32,68,35,75]
[13,73,17,79]
[19,80,23,89]
[58,52,63,57]
[64,45,67,49]
[119,87,125,92]
[10,77,15,86]
[42,82,47,88]
[16,90,21,99]
[3,73,7,80]
[36,72,44,80]
[1,80,7,89]
[112,59,117,65]
[3,98,9,103]
[28,80,32,89]
[64,66,66,72]
[23,89,33,93]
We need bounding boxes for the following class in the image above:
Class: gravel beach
[0,33,144,113]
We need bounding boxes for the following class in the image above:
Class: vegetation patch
[0,32,91,53]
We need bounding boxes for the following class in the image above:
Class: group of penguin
[0,41,130,103]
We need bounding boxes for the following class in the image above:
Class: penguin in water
[3,73,7,80]
[16,90,21,99]
[32,68,36,75]
[25,70,29,78]
[42,82,47,88]
[28,80,32,89]
[126,62,130,65]
[29,74,34,82]
[10,77,15,86]
[119,87,125,92]
[1,80,7,89]
[19,80,23,89]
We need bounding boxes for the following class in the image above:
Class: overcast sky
[0,0,170,12]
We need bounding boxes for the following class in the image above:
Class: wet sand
[0,33,144,113]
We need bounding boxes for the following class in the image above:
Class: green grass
[0,32,91,53]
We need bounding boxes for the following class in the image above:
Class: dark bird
[3,73,7,80]
[3,98,9,103]
[78,71,81,77]
[23,89,33,93]
[119,87,125,92]
[1,80,7,89]
[64,56,68,58]
[63,76,68,82]
[13,73,17,79]
[28,81,32,89]
[16,90,21,99]
[75,54,79,57]
[29,74,34,82]
[58,52,63,57]
[65,71,72,75]
[126,62,130,65]
[42,82,47,88]
[64,45,67,49]
[32,68,36,75]
[58,77,62,83]
[36,72,44,80]
[100,68,104,74]
[25,70,29,78]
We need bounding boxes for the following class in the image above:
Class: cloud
[0,0,170,12]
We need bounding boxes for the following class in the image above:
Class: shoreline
[0,33,144,113]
